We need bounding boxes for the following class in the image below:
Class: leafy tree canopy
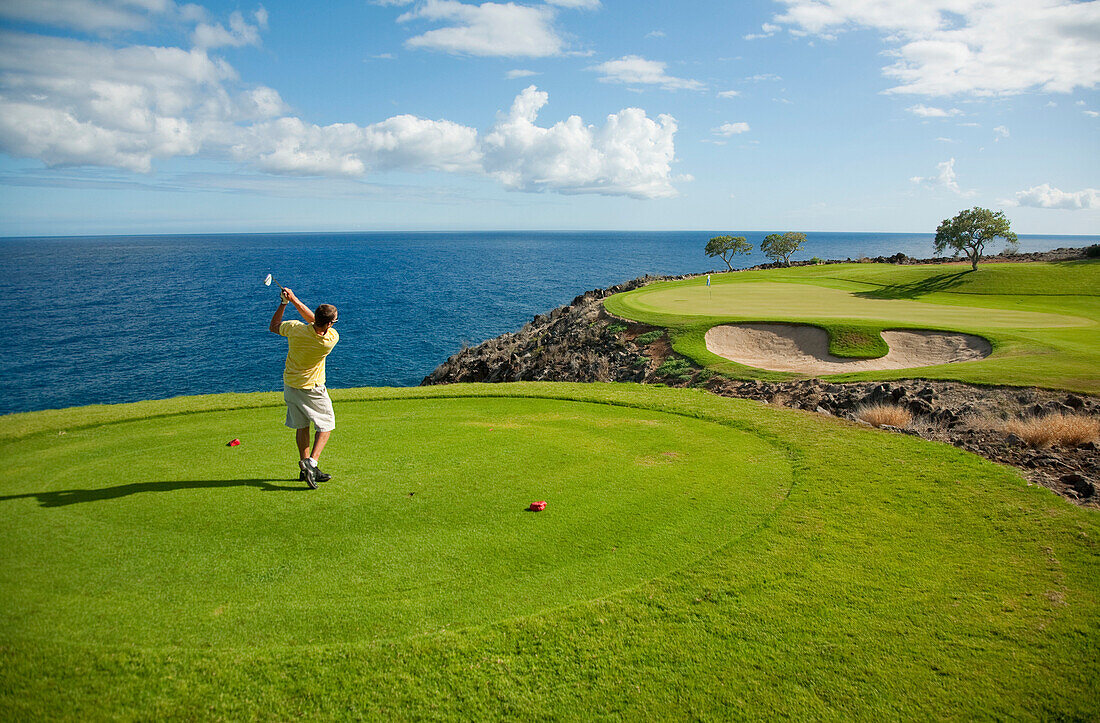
[705,235,752,271]
[760,232,806,266]
[934,207,1018,270]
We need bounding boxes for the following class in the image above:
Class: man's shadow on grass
[854,270,974,300]
[0,479,308,508]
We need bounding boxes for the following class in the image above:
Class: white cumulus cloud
[907,104,961,117]
[771,0,1100,96]
[544,0,601,8]
[714,122,750,136]
[480,85,679,198]
[398,0,565,57]
[588,55,705,91]
[0,30,282,171]
[744,22,780,40]
[0,0,171,33]
[229,114,482,177]
[910,157,973,196]
[1008,184,1099,210]
[0,28,679,198]
[189,7,266,49]
[192,9,267,50]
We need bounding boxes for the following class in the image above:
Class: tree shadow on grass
[0,479,308,508]
[854,270,974,300]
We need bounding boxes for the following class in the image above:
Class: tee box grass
[1,383,1097,719]
[604,260,1100,392]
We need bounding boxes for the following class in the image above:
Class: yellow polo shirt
[279,320,339,389]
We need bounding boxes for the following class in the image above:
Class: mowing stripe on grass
[0,394,793,648]
[604,261,1100,391]
[1,383,1096,719]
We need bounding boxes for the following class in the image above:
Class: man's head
[314,304,338,328]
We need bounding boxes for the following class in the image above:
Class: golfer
[268,288,339,489]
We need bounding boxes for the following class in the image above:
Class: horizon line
[3,229,1099,241]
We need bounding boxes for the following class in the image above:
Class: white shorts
[283,384,336,432]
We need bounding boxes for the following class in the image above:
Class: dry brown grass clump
[855,403,913,429]
[1004,412,1100,448]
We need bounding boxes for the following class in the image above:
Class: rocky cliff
[422,248,1098,505]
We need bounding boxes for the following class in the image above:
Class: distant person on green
[268,288,339,489]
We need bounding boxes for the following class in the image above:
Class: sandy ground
[704,324,992,374]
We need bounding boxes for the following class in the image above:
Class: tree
[705,235,752,270]
[760,232,806,266]
[934,207,1018,271]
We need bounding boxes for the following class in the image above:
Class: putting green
[0,395,790,647]
[604,262,1100,391]
[626,281,1090,329]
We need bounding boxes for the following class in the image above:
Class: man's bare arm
[269,296,288,333]
[284,289,315,324]
[269,288,314,333]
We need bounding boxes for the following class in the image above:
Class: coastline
[423,247,1099,506]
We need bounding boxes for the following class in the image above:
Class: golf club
[263,273,285,291]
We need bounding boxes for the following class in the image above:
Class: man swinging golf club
[268,287,339,489]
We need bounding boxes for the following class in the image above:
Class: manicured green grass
[821,323,890,358]
[1,383,1097,719]
[0,394,787,648]
[604,261,1100,392]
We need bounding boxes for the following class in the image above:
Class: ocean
[1,230,1095,415]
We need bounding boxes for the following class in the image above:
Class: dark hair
[315,304,337,326]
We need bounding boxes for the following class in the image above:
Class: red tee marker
[227,439,241,447]
[528,501,547,511]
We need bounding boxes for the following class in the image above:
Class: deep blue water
[1,230,1095,415]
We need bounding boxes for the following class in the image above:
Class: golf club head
[263,273,272,286]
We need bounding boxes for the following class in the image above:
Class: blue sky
[0,0,1097,236]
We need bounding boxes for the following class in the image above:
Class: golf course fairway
[603,260,1100,392]
[1,383,1097,719]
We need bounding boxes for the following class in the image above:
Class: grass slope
[1,384,1097,719]
[604,261,1100,392]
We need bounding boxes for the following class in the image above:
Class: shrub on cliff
[856,403,913,429]
[657,357,694,381]
[635,329,665,345]
[1004,412,1099,448]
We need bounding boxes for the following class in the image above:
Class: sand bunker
[704,324,991,374]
